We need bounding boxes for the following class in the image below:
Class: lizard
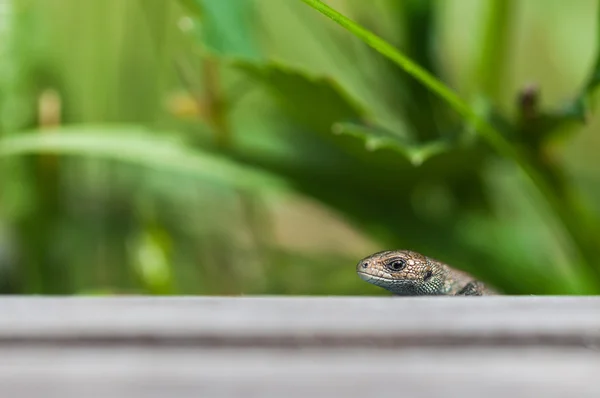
[356,250,495,296]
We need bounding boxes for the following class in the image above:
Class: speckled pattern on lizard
[356,250,495,296]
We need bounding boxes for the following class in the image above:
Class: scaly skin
[356,250,494,296]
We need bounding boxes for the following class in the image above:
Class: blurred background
[0,0,600,295]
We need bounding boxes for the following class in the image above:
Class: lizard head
[356,250,446,295]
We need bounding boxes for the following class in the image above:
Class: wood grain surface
[0,296,598,397]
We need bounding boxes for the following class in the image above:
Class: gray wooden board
[0,296,599,397]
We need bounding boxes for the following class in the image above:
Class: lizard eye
[386,259,406,271]
[423,270,433,281]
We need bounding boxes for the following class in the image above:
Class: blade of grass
[0,125,291,194]
[300,0,600,287]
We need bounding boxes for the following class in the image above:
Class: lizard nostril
[361,262,369,268]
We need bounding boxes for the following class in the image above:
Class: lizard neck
[442,265,482,295]
[426,257,453,295]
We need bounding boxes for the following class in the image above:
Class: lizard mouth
[356,271,419,294]
[356,272,394,285]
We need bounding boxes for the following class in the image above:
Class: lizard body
[356,250,494,296]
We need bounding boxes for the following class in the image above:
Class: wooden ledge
[0,297,598,397]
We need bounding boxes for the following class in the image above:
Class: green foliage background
[1,0,600,295]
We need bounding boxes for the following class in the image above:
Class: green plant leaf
[0,125,291,193]
[332,122,450,166]
[235,60,372,134]
[179,0,260,59]
[235,60,451,166]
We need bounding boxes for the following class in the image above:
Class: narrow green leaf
[0,125,291,193]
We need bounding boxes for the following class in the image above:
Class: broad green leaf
[332,122,450,166]
[235,60,372,135]
[235,60,450,165]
